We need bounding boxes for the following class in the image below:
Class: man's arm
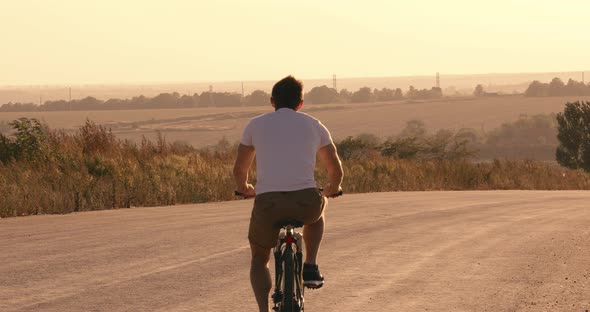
[317,143,343,197]
[233,143,256,197]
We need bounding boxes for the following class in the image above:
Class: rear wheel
[281,245,301,311]
[295,249,304,311]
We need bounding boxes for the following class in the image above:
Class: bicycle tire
[295,248,304,311]
[281,244,300,312]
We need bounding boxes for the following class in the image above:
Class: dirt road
[1,191,589,311]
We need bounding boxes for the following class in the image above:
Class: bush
[556,101,590,171]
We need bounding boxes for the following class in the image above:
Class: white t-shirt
[240,108,333,194]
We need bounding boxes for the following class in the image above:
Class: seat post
[285,225,294,237]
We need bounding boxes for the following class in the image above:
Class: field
[2,95,589,148]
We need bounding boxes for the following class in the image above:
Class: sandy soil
[1,191,589,311]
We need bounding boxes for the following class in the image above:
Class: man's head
[271,76,303,111]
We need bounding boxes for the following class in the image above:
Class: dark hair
[271,76,303,110]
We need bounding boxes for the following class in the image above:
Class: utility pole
[583,72,585,84]
[209,85,214,107]
[332,74,337,91]
[241,82,245,106]
[436,72,440,89]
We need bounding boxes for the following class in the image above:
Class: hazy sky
[1,0,588,85]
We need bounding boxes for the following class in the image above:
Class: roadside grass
[1,119,589,218]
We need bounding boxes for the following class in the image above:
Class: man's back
[241,108,332,194]
[233,75,343,312]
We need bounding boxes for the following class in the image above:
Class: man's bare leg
[250,242,272,312]
[303,215,324,265]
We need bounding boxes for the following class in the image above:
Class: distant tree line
[0,85,444,112]
[525,77,590,97]
[0,91,264,112]
[304,85,442,104]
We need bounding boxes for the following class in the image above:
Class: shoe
[303,263,324,289]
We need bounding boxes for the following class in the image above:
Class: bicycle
[235,188,343,312]
[272,219,305,311]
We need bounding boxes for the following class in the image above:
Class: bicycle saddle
[275,219,304,228]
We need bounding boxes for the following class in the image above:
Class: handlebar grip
[318,188,344,198]
[234,190,255,199]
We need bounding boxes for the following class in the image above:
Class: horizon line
[1,69,588,88]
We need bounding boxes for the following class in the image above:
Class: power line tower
[241,82,245,106]
[436,72,440,89]
[209,85,214,107]
[332,74,337,91]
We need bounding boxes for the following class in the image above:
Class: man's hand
[233,143,256,197]
[236,183,256,198]
[318,143,344,198]
[322,183,342,198]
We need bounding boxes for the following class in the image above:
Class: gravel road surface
[1,191,589,311]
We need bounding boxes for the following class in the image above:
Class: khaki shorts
[248,188,326,248]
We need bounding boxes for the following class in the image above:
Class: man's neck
[275,107,296,112]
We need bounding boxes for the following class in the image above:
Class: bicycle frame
[272,225,304,312]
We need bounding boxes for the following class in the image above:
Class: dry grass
[1,118,590,218]
[329,159,590,193]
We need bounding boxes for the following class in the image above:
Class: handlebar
[318,188,344,198]
[234,190,254,198]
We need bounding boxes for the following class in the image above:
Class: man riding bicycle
[233,76,344,312]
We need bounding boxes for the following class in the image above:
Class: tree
[565,79,587,96]
[8,118,49,162]
[556,101,590,171]
[406,86,417,98]
[473,84,485,96]
[147,93,179,108]
[338,89,352,103]
[430,87,443,98]
[374,88,402,102]
[406,86,442,99]
[177,95,197,107]
[350,87,374,103]
[306,85,338,104]
[524,80,548,97]
[244,90,270,106]
[548,77,565,96]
